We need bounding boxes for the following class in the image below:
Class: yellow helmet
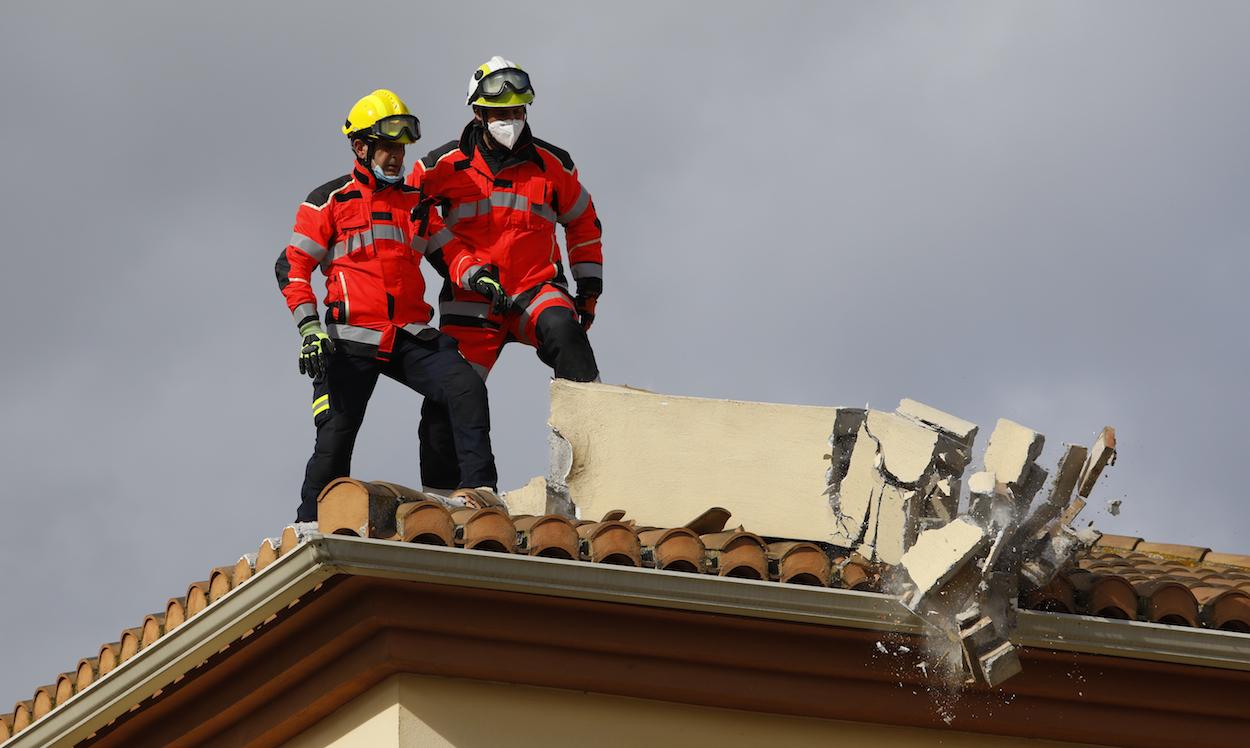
[466,56,535,108]
[342,89,421,143]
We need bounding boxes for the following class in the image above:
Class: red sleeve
[276,199,333,332]
[409,156,490,290]
[556,164,603,293]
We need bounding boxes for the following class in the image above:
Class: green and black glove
[298,321,335,380]
[469,267,512,315]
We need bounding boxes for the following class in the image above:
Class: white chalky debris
[1106,499,1122,516]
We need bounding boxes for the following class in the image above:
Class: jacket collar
[458,120,544,174]
[351,161,403,192]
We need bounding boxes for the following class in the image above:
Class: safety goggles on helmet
[472,68,534,102]
[357,114,421,144]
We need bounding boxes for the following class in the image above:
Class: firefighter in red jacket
[276,89,507,522]
[409,57,603,493]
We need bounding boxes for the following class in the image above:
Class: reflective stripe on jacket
[407,121,603,297]
[275,164,478,358]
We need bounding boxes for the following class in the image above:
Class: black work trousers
[419,306,598,491]
[297,330,497,522]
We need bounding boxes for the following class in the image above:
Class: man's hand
[469,267,511,315]
[575,278,602,331]
[575,293,598,331]
[298,326,335,380]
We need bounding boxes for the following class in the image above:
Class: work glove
[575,277,602,331]
[469,267,512,315]
[298,322,335,380]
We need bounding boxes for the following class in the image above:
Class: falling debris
[1106,499,1122,516]
[827,402,1119,688]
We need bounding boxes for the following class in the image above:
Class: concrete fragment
[1020,524,1099,589]
[900,517,988,609]
[501,476,548,517]
[959,615,998,654]
[865,410,940,485]
[1014,444,1088,544]
[1106,499,1122,516]
[983,418,1045,489]
[546,429,576,517]
[896,398,979,444]
[977,642,1023,688]
[1077,426,1117,497]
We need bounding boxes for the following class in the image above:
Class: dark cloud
[3,1,1249,705]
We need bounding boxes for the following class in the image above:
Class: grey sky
[2,0,1248,706]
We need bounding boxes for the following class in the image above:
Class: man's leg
[393,331,499,491]
[518,285,600,382]
[297,351,380,522]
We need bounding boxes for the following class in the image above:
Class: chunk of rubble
[1077,427,1117,497]
[900,518,988,610]
[828,400,973,565]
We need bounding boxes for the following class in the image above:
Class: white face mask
[487,118,525,149]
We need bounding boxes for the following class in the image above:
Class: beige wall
[283,673,1105,748]
[549,381,840,537]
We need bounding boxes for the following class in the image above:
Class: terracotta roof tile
[1133,542,1211,562]
[5,476,1250,739]
[1204,552,1250,570]
[1093,534,1142,551]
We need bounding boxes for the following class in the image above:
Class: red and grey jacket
[407,121,603,299]
[275,164,483,358]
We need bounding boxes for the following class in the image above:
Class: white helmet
[466,55,535,107]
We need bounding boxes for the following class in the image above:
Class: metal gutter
[4,540,337,748]
[9,533,1250,747]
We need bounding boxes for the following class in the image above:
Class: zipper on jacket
[338,271,350,323]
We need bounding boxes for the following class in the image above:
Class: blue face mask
[373,164,403,184]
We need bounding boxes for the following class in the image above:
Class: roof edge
[11,534,1250,747]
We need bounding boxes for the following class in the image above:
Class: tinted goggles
[369,114,421,144]
[474,68,534,100]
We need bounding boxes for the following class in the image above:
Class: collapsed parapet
[824,399,1116,687]
[546,381,1118,689]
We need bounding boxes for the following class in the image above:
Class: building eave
[11,534,1250,748]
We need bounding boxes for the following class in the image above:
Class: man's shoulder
[302,175,354,209]
[531,137,576,174]
[420,140,465,171]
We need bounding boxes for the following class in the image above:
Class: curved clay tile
[233,554,256,585]
[700,528,768,580]
[1193,588,1250,632]
[75,658,97,692]
[837,557,877,591]
[451,507,516,554]
[255,537,281,572]
[1025,575,1075,614]
[12,700,31,732]
[97,642,121,677]
[32,684,55,719]
[1134,580,1199,627]
[165,597,187,632]
[208,566,235,603]
[184,581,210,619]
[576,519,641,566]
[318,478,402,538]
[637,527,705,573]
[513,515,579,560]
[54,672,75,707]
[1088,574,1137,620]
[397,500,455,547]
[370,480,427,502]
[1134,542,1211,563]
[119,627,143,663]
[767,541,831,586]
[280,524,316,554]
[683,507,731,535]
[1,712,11,739]
[1204,552,1250,570]
[1093,534,1142,552]
[141,614,166,648]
